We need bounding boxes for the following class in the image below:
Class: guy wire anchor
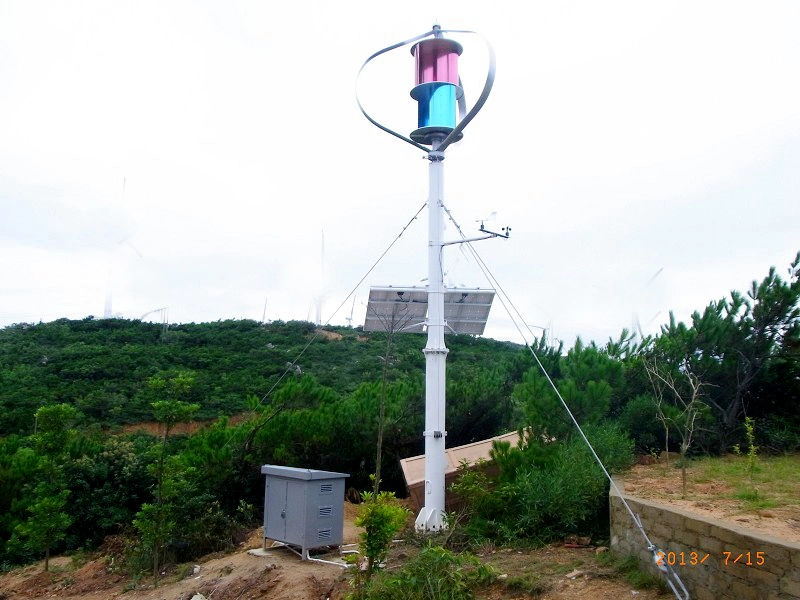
[650,543,690,599]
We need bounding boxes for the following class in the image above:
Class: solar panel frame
[364,286,494,335]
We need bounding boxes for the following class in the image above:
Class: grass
[503,572,549,595]
[652,454,800,511]
[703,454,799,507]
[596,552,666,591]
[614,555,666,590]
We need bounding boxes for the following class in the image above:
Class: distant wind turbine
[104,178,142,318]
[345,295,357,327]
[312,229,331,325]
[631,267,664,340]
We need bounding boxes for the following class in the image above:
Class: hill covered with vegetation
[1,252,798,578]
[0,318,523,440]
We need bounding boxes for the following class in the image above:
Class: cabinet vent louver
[317,528,332,541]
[319,505,333,518]
[320,482,333,495]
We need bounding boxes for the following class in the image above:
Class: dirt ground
[0,505,364,600]
[622,460,800,543]
[5,460,797,600]
[0,501,670,600]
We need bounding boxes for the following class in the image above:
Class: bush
[349,490,409,599]
[517,424,633,539]
[617,395,663,453]
[354,491,409,576]
[757,414,800,453]
[456,423,634,543]
[364,545,495,600]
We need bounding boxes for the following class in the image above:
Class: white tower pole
[416,141,448,531]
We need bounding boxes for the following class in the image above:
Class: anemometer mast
[358,25,496,531]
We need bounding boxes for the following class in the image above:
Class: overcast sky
[1,1,798,347]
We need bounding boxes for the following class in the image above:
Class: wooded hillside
[1,252,798,573]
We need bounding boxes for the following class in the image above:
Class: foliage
[740,416,759,486]
[354,491,409,577]
[756,414,800,453]
[654,252,800,450]
[512,340,620,440]
[596,553,666,591]
[0,253,798,568]
[617,394,664,453]
[31,403,81,455]
[508,425,633,540]
[456,423,634,544]
[133,398,199,584]
[449,460,499,526]
[348,490,409,599]
[744,416,758,462]
[11,485,72,571]
[65,435,154,548]
[361,545,495,600]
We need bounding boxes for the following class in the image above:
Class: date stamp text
[655,550,766,568]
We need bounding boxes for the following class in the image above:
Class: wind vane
[358,25,504,531]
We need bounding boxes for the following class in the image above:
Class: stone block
[688,564,712,587]
[610,485,798,600]
[679,532,700,549]
[693,584,719,600]
[698,535,723,555]
[662,510,684,529]
[792,548,800,569]
[743,566,779,590]
[760,544,789,566]
[685,517,711,536]
[650,521,673,542]
[729,577,761,600]
[712,524,747,546]
[781,577,800,597]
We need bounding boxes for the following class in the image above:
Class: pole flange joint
[423,430,447,438]
[423,346,449,356]
[427,151,445,162]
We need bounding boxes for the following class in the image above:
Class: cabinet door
[265,478,288,541]
[285,480,306,544]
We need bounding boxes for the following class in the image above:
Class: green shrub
[455,423,634,543]
[617,394,662,452]
[757,415,800,453]
[364,545,495,600]
[354,491,409,576]
[348,490,409,599]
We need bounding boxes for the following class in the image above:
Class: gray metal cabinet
[261,465,349,559]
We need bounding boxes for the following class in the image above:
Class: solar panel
[364,287,428,333]
[364,286,494,335]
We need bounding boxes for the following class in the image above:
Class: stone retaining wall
[609,481,800,600]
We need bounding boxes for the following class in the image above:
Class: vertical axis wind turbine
[357,25,496,531]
